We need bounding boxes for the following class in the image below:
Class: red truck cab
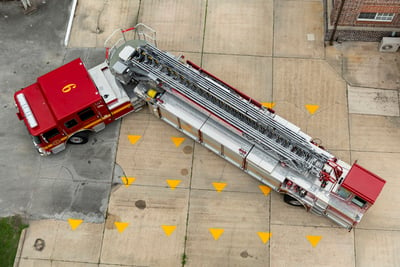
[14,58,136,155]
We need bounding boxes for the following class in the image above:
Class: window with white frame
[357,12,395,22]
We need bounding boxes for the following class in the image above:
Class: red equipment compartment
[37,58,103,122]
[342,163,386,204]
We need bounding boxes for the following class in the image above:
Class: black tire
[68,132,89,144]
[283,194,303,207]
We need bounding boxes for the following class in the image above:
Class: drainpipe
[329,0,346,45]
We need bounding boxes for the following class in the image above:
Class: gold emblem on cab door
[61,83,77,93]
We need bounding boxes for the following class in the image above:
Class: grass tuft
[0,216,29,267]
[181,253,187,266]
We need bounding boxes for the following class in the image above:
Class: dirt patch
[135,200,146,209]
[181,168,189,176]
[183,145,193,154]
[105,213,121,229]
[240,250,254,259]
[240,250,249,258]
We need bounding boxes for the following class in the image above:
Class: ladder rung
[128,44,329,176]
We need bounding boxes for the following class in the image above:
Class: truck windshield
[351,196,367,208]
[32,135,42,145]
[43,128,60,142]
[337,187,352,200]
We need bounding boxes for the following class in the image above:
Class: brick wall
[325,29,400,42]
[330,0,400,27]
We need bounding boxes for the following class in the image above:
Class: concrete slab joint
[1,0,400,266]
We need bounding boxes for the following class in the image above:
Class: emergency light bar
[16,93,38,128]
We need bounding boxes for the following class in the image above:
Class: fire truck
[14,24,385,230]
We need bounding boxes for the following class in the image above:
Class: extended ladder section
[124,43,331,179]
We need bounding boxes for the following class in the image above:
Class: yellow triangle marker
[166,179,181,190]
[68,219,83,230]
[161,225,177,236]
[212,182,227,192]
[305,104,319,115]
[306,235,322,247]
[209,228,224,240]
[114,222,129,233]
[128,135,141,144]
[171,137,185,147]
[257,232,272,244]
[121,177,136,187]
[258,185,271,196]
[261,102,276,109]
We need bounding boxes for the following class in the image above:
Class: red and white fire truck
[13,57,145,155]
[14,24,386,230]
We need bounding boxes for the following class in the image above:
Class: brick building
[325,0,400,42]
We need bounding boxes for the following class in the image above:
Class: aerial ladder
[103,25,385,230]
[14,25,386,230]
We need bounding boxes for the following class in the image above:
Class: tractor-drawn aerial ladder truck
[14,24,386,230]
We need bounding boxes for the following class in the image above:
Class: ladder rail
[129,61,323,176]
[144,45,319,148]
[126,44,329,176]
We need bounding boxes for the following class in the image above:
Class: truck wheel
[68,132,89,144]
[283,194,303,207]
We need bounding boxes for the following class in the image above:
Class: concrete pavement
[12,0,400,266]
[0,0,118,224]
